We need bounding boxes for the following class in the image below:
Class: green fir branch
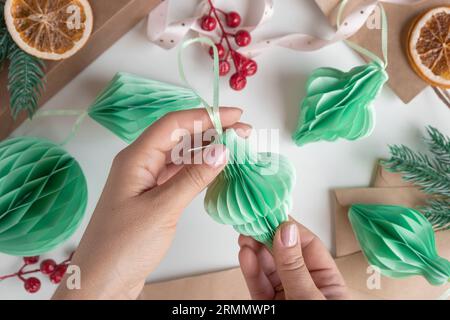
[421,198,450,231]
[426,126,450,169]
[382,126,450,230]
[382,144,450,197]
[1,0,46,118]
[7,43,45,118]
[0,0,9,65]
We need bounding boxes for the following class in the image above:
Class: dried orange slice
[407,7,450,89]
[4,0,93,60]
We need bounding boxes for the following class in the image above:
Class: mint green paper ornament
[0,137,88,256]
[349,204,450,286]
[176,37,296,247]
[204,130,296,247]
[293,61,388,146]
[293,2,390,146]
[88,72,201,143]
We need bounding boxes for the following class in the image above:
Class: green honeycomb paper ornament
[293,2,390,147]
[292,61,388,146]
[0,137,88,256]
[88,72,202,143]
[204,130,296,247]
[349,204,450,286]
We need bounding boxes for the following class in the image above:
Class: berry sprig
[0,252,74,294]
[200,0,257,91]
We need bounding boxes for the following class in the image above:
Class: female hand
[53,107,250,299]
[239,219,349,300]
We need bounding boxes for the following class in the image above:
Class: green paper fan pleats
[204,130,296,247]
[293,61,388,146]
[349,204,450,286]
[88,72,202,143]
[0,137,88,256]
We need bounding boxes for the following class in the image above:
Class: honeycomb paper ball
[204,130,296,247]
[0,137,88,256]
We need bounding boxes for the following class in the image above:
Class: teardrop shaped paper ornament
[349,203,450,286]
[293,61,388,146]
[0,137,88,256]
[204,130,296,247]
[88,72,202,143]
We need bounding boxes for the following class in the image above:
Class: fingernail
[204,144,227,168]
[281,223,298,248]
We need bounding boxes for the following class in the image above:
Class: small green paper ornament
[293,61,388,146]
[204,130,296,247]
[0,137,88,256]
[293,2,390,146]
[88,72,201,143]
[349,203,450,286]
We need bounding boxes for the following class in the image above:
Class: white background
[1,0,449,299]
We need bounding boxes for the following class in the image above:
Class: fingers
[272,222,325,300]
[149,144,228,212]
[156,123,252,186]
[239,245,274,300]
[133,107,243,153]
[290,220,349,300]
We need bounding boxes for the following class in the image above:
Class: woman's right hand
[238,218,349,300]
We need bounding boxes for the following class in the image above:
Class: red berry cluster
[201,0,257,91]
[0,252,74,294]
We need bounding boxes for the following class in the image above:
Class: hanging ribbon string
[177,37,223,136]
[433,87,450,109]
[33,109,88,146]
[337,0,389,68]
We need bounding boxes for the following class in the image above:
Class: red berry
[40,259,57,275]
[242,59,258,77]
[230,73,247,91]
[24,277,41,293]
[23,256,39,265]
[57,264,68,274]
[235,30,251,47]
[219,60,231,76]
[226,11,241,28]
[209,43,225,59]
[50,264,68,284]
[201,15,217,31]
[50,272,63,284]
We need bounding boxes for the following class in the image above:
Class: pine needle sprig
[426,126,450,169]
[1,0,46,118]
[421,198,450,231]
[382,126,450,230]
[382,144,450,197]
[7,43,45,118]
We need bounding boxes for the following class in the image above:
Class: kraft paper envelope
[315,0,448,103]
[372,164,415,188]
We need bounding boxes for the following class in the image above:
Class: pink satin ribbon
[147,0,423,56]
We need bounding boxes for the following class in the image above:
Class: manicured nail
[281,223,298,248]
[204,144,227,168]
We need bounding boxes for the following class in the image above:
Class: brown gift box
[140,166,450,300]
[314,0,448,103]
[0,0,160,141]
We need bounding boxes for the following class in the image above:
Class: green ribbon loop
[34,109,88,146]
[178,37,223,137]
[337,0,389,68]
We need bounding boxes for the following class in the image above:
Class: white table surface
[1,0,449,299]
